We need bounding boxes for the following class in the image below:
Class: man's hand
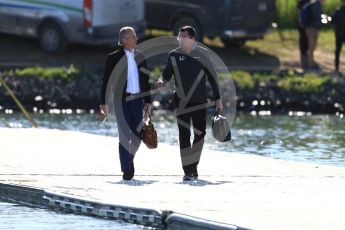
[155,79,164,89]
[99,104,108,123]
[216,99,223,111]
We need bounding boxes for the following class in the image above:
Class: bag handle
[214,109,224,117]
[143,109,152,125]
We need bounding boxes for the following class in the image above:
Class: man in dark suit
[100,27,151,180]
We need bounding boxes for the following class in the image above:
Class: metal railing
[0,72,38,128]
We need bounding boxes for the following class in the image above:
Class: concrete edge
[0,183,44,206]
[0,182,249,230]
[166,213,252,230]
[43,190,165,228]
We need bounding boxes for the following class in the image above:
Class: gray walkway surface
[1,128,344,230]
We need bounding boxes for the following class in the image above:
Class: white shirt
[125,49,140,94]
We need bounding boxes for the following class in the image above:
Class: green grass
[5,65,80,80]
[277,73,331,93]
[220,71,255,90]
[246,29,344,60]
[223,70,337,94]
[252,72,279,81]
[1,65,339,95]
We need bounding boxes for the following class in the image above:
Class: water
[0,202,145,230]
[1,111,345,167]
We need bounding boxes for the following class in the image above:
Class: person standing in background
[297,0,311,69]
[303,0,323,70]
[332,0,345,74]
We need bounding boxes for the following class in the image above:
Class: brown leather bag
[142,115,157,149]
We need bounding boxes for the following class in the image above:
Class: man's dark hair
[179,26,196,39]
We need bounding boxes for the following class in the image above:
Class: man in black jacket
[332,0,345,73]
[100,27,152,180]
[155,26,223,181]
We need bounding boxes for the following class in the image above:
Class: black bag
[142,115,158,149]
[211,110,231,142]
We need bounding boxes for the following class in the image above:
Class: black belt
[125,92,140,96]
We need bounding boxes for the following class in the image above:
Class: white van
[0,0,146,53]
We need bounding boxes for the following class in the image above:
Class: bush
[252,72,278,81]
[13,65,79,80]
[277,73,331,93]
[226,71,255,90]
[222,70,333,94]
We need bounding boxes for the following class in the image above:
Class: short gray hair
[118,26,134,46]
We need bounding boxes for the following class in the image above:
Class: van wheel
[39,23,67,54]
[173,17,203,42]
[221,39,246,48]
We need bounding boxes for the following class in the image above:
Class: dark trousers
[299,26,309,55]
[299,26,309,68]
[114,98,143,172]
[176,103,206,175]
[335,36,345,72]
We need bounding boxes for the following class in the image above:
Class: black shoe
[122,170,134,180]
[193,173,198,180]
[183,174,195,181]
[183,173,198,181]
[123,164,135,181]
